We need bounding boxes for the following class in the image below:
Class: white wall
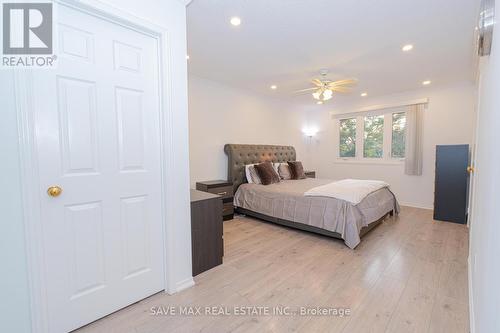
[303,81,477,208]
[0,1,191,332]
[469,6,500,332]
[188,75,308,186]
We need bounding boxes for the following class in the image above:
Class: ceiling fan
[295,69,357,103]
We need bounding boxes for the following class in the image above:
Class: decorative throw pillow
[245,164,261,184]
[277,163,292,180]
[288,161,306,180]
[254,161,280,185]
[272,162,280,174]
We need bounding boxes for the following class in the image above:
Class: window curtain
[405,103,425,175]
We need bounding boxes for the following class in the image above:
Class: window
[391,112,406,158]
[336,109,407,162]
[363,115,384,158]
[339,118,356,157]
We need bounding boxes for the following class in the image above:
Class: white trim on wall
[16,1,192,332]
[469,256,475,333]
[357,98,429,112]
[398,202,433,210]
[330,97,429,118]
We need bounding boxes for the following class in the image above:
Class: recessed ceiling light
[361,92,368,97]
[402,44,414,52]
[317,101,323,105]
[422,80,432,85]
[270,85,277,90]
[230,17,241,26]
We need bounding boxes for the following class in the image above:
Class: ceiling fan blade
[331,87,351,93]
[295,77,358,95]
[328,84,355,91]
[311,79,324,86]
[328,83,354,90]
[330,79,358,86]
[293,87,318,93]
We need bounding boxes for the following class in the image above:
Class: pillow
[277,163,292,180]
[287,161,306,180]
[254,161,280,185]
[245,164,261,184]
[272,162,280,174]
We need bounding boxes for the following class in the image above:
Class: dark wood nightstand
[305,171,316,178]
[190,189,223,276]
[196,180,234,220]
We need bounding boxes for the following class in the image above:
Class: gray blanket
[233,178,399,249]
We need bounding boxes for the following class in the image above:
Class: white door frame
[14,1,187,332]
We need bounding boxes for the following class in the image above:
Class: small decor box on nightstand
[196,180,234,220]
[305,171,316,178]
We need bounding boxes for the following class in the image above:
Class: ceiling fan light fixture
[299,71,357,103]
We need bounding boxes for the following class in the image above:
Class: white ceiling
[187,0,480,105]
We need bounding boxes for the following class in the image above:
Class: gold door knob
[47,185,63,197]
[467,166,475,174]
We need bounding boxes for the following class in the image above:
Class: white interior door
[33,4,164,332]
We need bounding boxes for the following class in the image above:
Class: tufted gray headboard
[224,144,296,192]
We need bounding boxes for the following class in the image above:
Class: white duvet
[304,179,390,205]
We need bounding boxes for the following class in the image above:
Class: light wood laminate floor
[76,206,469,333]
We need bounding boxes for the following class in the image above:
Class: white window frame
[334,107,406,165]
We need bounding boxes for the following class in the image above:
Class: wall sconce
[302,127,318,138]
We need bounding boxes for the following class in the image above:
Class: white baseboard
[398,202,433,210]
[168,277,195,295]
[468,256,475,333]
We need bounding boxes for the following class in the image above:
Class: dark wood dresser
[434,144,469,224]
[196,180,234,220]
[190,189,223,276]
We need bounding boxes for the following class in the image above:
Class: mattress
[233,178,399,248]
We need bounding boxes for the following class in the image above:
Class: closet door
[434,144,469,224]
[32,4,164,332]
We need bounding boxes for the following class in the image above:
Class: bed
[224,144,399,249]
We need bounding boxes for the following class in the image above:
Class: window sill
[334,158,404,166]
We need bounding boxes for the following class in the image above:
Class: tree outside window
[339,118,356,157]
[364,115,384,158]
[392,112,406,158]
